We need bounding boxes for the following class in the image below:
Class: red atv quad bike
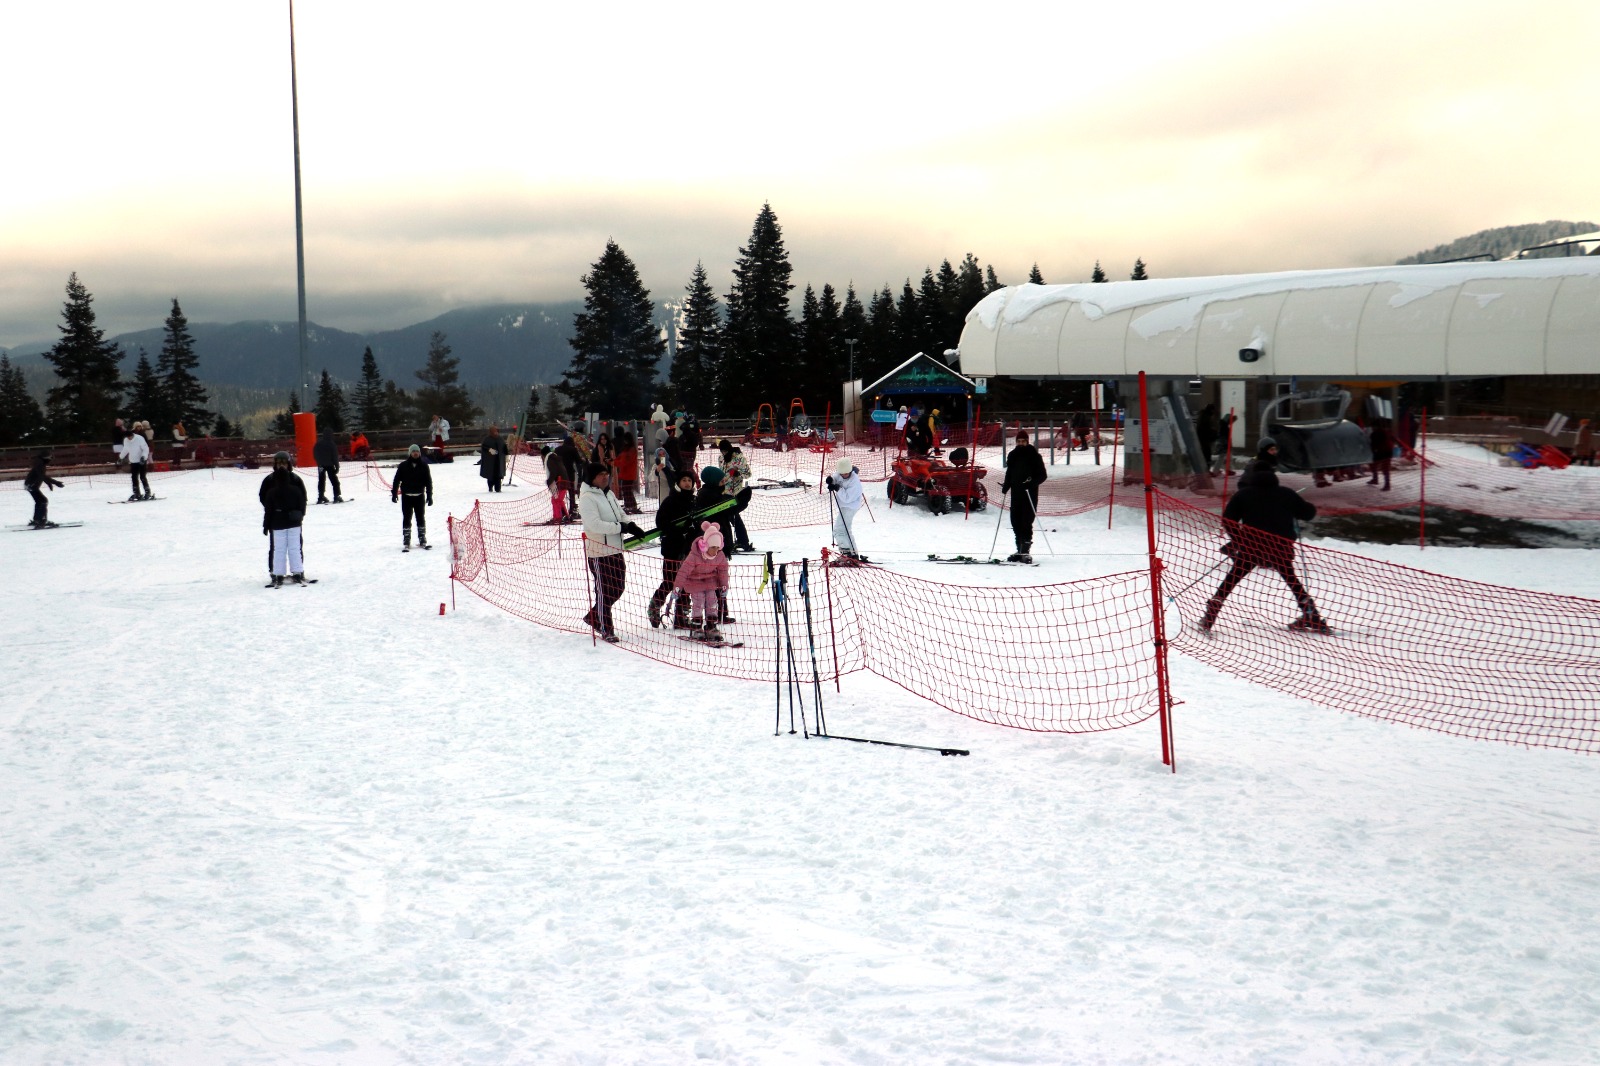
[887,447,988,515]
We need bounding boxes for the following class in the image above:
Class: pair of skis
[926,553,1037,567]
[8,521,83,531]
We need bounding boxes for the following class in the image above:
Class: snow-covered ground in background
[4,456,1598,1064]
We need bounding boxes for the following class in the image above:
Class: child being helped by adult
[673,520,730,642]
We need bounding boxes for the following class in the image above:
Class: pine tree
[896,280,923,356]
[1028,263,1046,285]
[270,391,301,436]
[956,255,988,314]
[43,273,124,442]
[213,413,236,438]
[918,269,949,356]
[128,349,165,428]
[671,260,721,415]
[864,286,898,384]
[351,346,386,430]
[796,283,843,410]
[1091,261,1108,283]
[0,355,47,446]
[414,331,482,425]
[1131,258,1149,280]
[558,240,665,417]
[314,369,347,431]
[381,380,414,428]
[840,284,869,382]
[984,265,1004,293]
[158,298,211,433]
[722,203,797,417]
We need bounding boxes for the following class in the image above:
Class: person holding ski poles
[1000,429,1048,563]
[1198,436,1330,634]
[825,457,865,561]
[391,443,434,550]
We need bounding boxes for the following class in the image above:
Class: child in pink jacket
[673,521,729,639]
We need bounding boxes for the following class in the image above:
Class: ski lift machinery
[1259,387,1372,471]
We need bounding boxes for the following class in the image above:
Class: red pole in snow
[965,403,981,519]
[1419,406,1429,550]
[1138,373,1176,772]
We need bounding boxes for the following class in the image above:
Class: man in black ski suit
[1000,429,1049,563]
[313,428,342,503]
[648,469,699,629]
[24,453,66,528]
[391,443,435,549]
[260,450,310,586]
[1199,437,1330,633]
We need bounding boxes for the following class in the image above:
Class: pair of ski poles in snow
[769,555,826,738]
[988,484,1055,560]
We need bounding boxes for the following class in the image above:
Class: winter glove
[827,479,838,492]
[391,493,398,503]
[622,522,646,539]
[427,496,434,506]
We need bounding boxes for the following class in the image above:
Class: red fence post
[817,401,832,492]
[1138,372,1176,772]
[966,403,981,519]
[1107,417,1119,529]
[1419,406,1429,550]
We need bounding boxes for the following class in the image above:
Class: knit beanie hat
[700,520,724,553]
[1257,436,1278,457]
[701,466,724,487]
[836,457,854,476]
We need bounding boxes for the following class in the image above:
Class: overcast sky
[3,0,1596,348]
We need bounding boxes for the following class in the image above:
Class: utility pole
[289,0,309,397]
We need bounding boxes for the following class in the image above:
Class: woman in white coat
[578,463,646,643]
[824,456,865,559]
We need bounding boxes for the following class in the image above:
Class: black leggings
[130,462,151,497]
[1213,556,1319,619]
[401,495,427,540]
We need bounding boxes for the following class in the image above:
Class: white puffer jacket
[123,433,152,465]
[826,470,864,511]
[579,482,626,557]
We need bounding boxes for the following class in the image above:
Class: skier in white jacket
[825,456,865,559]
[123,426,153,500]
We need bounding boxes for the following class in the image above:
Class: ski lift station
[955,256,1600,471]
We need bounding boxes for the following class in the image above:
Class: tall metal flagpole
[289,0,309,397]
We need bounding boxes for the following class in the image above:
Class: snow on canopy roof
[960,257,1600,379]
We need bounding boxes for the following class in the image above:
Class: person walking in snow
[24,452,65,528]
[825,456,865,560]
[578,463,646,643]
[1366,417,1394,490]
[259,450,309,586]
[123,424,153,501]
[1199,436,1330,634]
[674,521,730,641]
[541,444,570,524]
[391,443,434,550]
[1000,429,1048,563]
[479,425,506,492]
[313,428,343,503]
[648,469,699,630]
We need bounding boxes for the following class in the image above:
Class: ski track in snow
[3,459,1599,1064]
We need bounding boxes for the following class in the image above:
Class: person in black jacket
[1367,417,1393,490]
[1000,429,1049,563]
[1199,437,1329,633]
[647,469,699,629]
[554,433,583,517]
[24,452,65,528]
[391,443,435,550]
[313,429,342,503]
[259,451,309,586]
[479,425,506,492]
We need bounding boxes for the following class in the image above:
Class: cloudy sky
[3,0,1596,347]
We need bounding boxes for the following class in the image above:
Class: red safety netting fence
[1153,490,1600,753]
[448,501,1162,733]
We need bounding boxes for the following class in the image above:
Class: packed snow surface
[4,455,1599,1064]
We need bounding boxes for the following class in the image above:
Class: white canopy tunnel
[957,258,1600,380]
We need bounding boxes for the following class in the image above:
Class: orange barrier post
[1137,372,1176,772]
[293,411,317,467]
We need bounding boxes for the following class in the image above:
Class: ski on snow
[675,634,745,649]
[927,554,1038,567]
[8,522,84,531]
[108,497,164,504]
[264,578,320,587]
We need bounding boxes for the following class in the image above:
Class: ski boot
[270,574,284,588]
[289,572,307,585]
[128,494,141,502]
[1198,597,1223,632]
[1288,615,1332,634]
[316,497,329,505]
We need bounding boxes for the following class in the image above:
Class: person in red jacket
[613,426,642,514]
[674,521,730,642]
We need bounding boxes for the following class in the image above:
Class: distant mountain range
[1397,220,1598,265]
[4,302,587,391]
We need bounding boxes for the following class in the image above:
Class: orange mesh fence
[448,501,1162,733]
[1154,490,1600,753]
